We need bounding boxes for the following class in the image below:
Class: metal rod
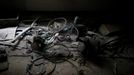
[11,17,39,43]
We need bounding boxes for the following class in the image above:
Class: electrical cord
[47,17,67,33]
[26,57,46,75]
[28,41,83,75]
[27,46,70,75]
[32,43,72,63]
[26,17,81,75]
[26,56,56,75]
[47,17,79,40]
[66,23,79,39]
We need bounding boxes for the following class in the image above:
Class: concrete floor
[0,56,116,75]
[1,51,134,75]
[1,44,134,75]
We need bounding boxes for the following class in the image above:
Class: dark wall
[25,0,113,11]
[0,0,114,11]
[0,0,130,24]
[0,0,25,11]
